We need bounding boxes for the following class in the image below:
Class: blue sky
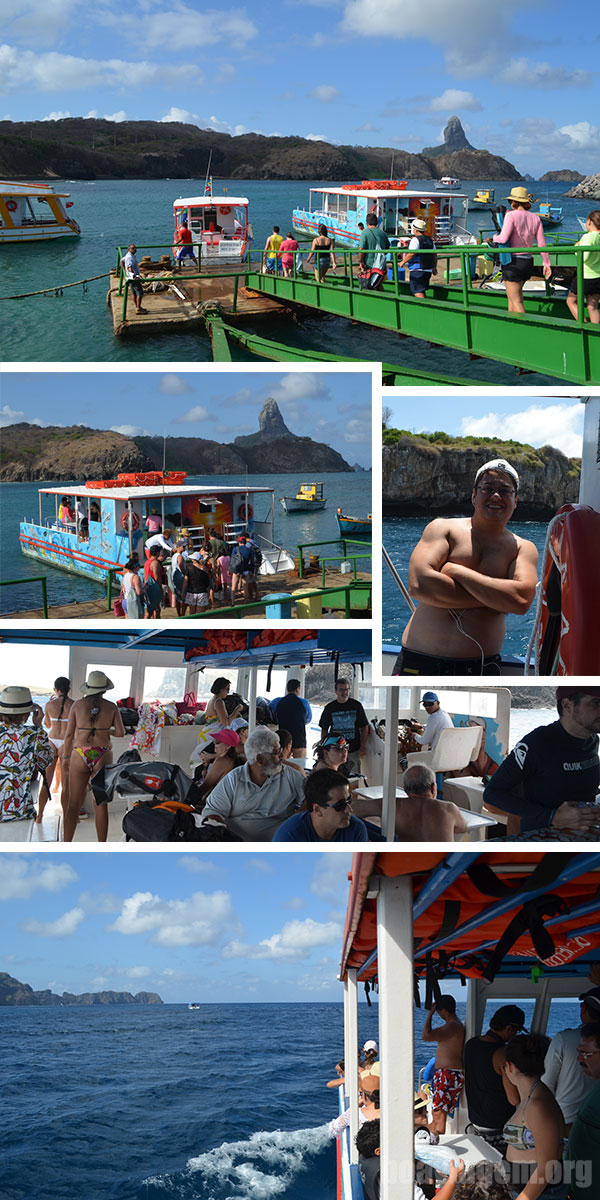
[384,393,585,458]
[1,0,598,176]
[0,369,373,467]
[0,851,356,1003]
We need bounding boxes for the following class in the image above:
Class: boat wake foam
[144,1125,331,1197]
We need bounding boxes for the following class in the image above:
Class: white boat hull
[280,498,326,512]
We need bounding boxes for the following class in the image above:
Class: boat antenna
[389,152,394,181]
[204,151,213,197]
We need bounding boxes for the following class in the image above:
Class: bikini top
[503,1081,539,1150]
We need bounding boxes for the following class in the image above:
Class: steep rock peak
[443,116,474,152]
[258,398,293,440]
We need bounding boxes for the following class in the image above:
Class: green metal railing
[114,243,243,323]
[245,241,599,383]
[294,536,371,584]
[1,576,48,618]
[181,581,371,619]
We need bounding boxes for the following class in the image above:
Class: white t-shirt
[416,708,453,750]
[542,1027,596,1124]
[146,533,174,553]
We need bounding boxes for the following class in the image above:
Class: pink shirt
[145,515,162,533]
[493,209,550,268]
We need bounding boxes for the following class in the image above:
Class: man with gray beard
[200,727,304,840]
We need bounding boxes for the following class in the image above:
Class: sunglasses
[578,1049,600,1060]
[324,796,352,812]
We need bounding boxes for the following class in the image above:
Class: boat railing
[295,536,371,583]
[254,532,295,572]
[180,580,370,619]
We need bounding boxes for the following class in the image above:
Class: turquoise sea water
[382,515,549,660]
[0,470,371,612]
[0,999,582,1200]
[1,177,583,379]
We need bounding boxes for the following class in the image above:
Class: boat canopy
[0,181,73,198]
[309,186,467,201]
[174,195,249,208]
[340,851,600,987]
[36,484,272,501]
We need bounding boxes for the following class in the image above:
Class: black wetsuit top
[483,720,599,831]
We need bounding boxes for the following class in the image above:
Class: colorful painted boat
[19,474,286,583]
[470,187,495,210]
[336,508,371,537]
[537,201,563,227]
[173,191,252,264]
[0,181,80,243]
[292,182,469,248]
[280,482,326,513]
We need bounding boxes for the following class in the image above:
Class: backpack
[414,234,437,273]
[251,544,263,570]
[229,549,243,575]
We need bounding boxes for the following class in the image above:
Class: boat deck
[107,263,292,336]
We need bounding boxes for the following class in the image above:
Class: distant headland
[0,115,520,182]
[0,399,354,481]
[0,971,163,1006]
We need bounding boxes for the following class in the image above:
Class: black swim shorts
[500,255,533,284]
[392,647,502,676]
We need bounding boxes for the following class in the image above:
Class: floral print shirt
[0,722,53,821]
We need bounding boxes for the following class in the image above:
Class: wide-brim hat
[360,1073,380,1093]
[412,218,427,231]
[0,686,36,715]
[80,671,113,696]
[503,186,533,203]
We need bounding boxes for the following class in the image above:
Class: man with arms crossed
[422,995,465,1133]
[393,459,538,676]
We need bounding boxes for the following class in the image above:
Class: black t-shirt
[464,1032,516,1129]
[275,694,308,748]
[319,698,368,753]
[185,563,210,594]
[484,720,599,831]
[358,1155,380,1200]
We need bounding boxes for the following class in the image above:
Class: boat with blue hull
[292,181,469,249]
[336,508,371,538]
[537,201,563,227]
[19,475,280,583]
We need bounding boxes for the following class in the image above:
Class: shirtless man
[395,764,467,841]
[393,459,538,676]
[422,996,465,1133]
[62,671,125,843]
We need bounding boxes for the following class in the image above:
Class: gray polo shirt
[201,762,305,840]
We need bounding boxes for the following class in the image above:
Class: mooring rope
[0,272,112,300]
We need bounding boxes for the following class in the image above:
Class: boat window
[347,195,357,212]
[436,690,498,718]
[142,666,189,703]
[188,206,206,232]
[255,668,288,699]
[338,194,348,216]
[194,668,238,697]
[6,645,69,704]
[87,664,132,703]
[233,206,246,233]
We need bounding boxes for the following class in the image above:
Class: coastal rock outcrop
[382,434,580,520]
[540,170,584,182]
[422,116,519,181]
[0,972,163,1006]
[566,171,600,200]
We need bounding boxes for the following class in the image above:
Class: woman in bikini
[502,1034,567,1200]
[62,671,125,843]
[307,224,336,283]
[40,677,73,823]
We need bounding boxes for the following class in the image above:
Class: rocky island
[566,171,600,200]
[383,430,580,520]
[0,115,520,182]
[0,399,353,482]
[0,971,162,1006]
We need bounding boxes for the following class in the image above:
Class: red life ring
[6,200,17,212]
[219,206,231,215]
[535,504,600,674]
[238,502,253,521]
[121,510,140,532]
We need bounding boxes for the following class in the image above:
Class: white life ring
[121,510,140,531]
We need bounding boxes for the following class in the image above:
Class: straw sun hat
[0,686,36,715]
[503,186,533,203]
[80,671,113,696]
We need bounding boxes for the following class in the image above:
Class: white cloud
[270,373,328,404]
[159,374,193,395]
[0,44,201,93]
[78,890,122,914]
[309,84,341,103]
[310,854,353,901]
[41,109,71,120]
[0,859,77,900]
[510,116,600,164]
[139,6,258,52]
[246,858,276,875]
[0,0,78,47]
[357,122,378,132]
[344,417,370,445]
[104,110,127,122]
[110,424,152,436]
[305,133,328,142]
[223,917,341,960]
[558,121,599,150]
[115,965,151,979]
[173,405,210,423]
[161,106,200,124]
[460,403,584,458]
[430,89,481,112]
[284,897,305,910]
[109,889,240,946]
[500,58,591,89]
[178,856,217,874]
[22,907,85,938]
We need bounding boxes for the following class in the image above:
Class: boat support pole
[382,687,400,842]
[382,546,415,613]
[247,666,257,737]
[378,875,415,1200]
[343,967,359,1163]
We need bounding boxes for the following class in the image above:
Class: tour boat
[19,473,292,582]
[537,201,563,227]
[172,192,252,264]
[280,482,326,513]
[188,1003,201,1010]
[292,182,469,248]
[470,187,495,210]
[336,849,600,1200]
[0,181,80,243]
[336,508,372,537]
[435,175,461,190]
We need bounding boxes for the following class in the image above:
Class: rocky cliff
[566,171,600,200]
[422,117,519,180]
[1,401,353,481]
[539,170,584,182]
[0,972,162,1006]
[382,433,580,519]
[0,116,519,182]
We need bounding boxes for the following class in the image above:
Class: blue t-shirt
[273,809,369,842]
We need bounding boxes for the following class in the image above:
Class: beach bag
[359,267,384,290]
[122,798,242,842]
[113,591,126,618]
[251,544,263,570]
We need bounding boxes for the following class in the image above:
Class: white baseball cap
[474,458,519,489]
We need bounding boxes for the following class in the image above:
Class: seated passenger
[277,728,306,774]
[395,764,467,842]
[311,734,362,788]
[200,727,304,840]
[194,728,240,803]
[273,768,369,842]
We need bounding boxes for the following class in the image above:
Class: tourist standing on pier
[490,187,551,313]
